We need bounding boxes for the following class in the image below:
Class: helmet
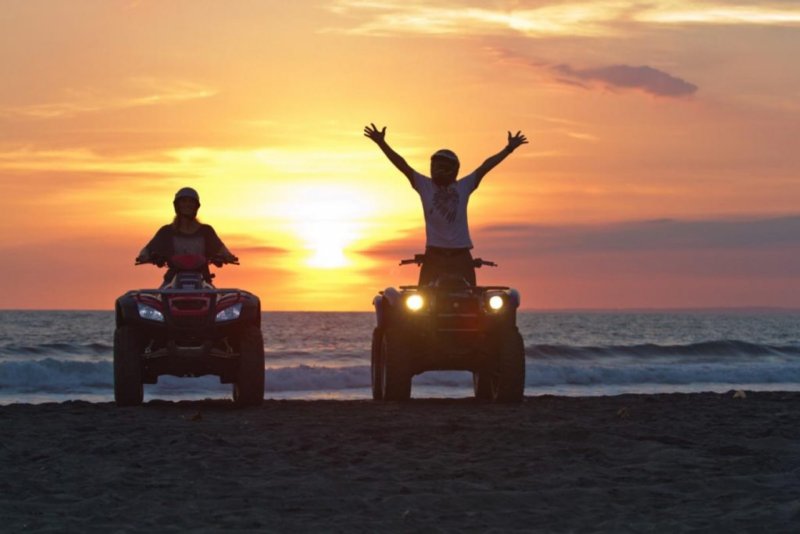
[174,187,200,203]
[173,187,200,216]
[431,149,459,186]
[431,149,459,165]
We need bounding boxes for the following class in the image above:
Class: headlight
[137,302,165,322]
[488,294,505,311]
[405,294,424,311]
[215,302,243,322]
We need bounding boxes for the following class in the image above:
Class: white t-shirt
[412,171,478,248]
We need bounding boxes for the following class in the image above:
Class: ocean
[1,310,799,404]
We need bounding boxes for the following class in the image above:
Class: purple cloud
[477,216,800,254]
[552,63,698,98]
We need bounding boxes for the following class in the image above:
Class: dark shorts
[419,247,475,286]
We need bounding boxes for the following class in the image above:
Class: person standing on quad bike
[136,187,238,285]
[364,124,527,285]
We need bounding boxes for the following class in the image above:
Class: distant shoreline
[2,307,799,313]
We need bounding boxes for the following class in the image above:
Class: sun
[276,183,375,269]
[303,222,351,268]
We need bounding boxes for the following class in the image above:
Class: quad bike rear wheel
[114,326,145,407]
[371,327,384,400]
[233,326,265,407]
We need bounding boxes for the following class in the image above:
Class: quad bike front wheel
[494,327,526,403]
[380,329,412,401]
[233,326,265,407]
[113,326,145,407]
[474,328,525,403]
[472,370,494,401]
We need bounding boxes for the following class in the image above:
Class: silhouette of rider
[136,187,238,285]
[364,124,527,286]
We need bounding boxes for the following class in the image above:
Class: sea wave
[3,358,800,396]
[0,342,112,358]
[528,340,800,360]
[5,338,799,363]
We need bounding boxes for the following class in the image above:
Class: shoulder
[412,171,432,192]
[155,224,174,236]
[199,224,219,235]
[457,172,479,192]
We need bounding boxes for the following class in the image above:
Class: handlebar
[399,254,497,268]
[209,257,239,267]
[134,255,239,267]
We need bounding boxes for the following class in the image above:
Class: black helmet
[431,149,459,166]
[431,149,459,186]
[174,187,200,203]
[173,187,200,215]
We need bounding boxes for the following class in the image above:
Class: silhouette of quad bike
[114,254,264,407]
[371,254,525,402]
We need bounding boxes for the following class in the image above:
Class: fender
[373,288,401,329]
[508,288,521,309]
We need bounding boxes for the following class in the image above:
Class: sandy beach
[1,392,799,532]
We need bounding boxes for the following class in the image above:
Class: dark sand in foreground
[2,392,799,532]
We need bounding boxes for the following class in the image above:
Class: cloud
[0,78,216,120]
[552,63,698,98]
[234,245,294,256]
[487,46,698,99]
[328,1,800,38]
[637,3,800,26]
[328,1,628,37]
[477,216,800,255]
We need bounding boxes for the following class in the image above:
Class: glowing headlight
[137,302,165,322]
[405,294,424,311]
[215,302,243,322]
[488,295,505,311]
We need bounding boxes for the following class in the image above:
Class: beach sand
[2,392,799,532]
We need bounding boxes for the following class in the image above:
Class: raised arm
[473,130,528,187]
[364,123,416,186]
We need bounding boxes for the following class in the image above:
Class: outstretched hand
[506,130,528,152]
[364,123,386,144]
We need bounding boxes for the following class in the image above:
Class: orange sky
[1,1,799,310]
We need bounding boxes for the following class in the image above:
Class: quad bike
[113,254,264,407]
[371,254,525,402]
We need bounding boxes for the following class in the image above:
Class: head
[430,149,459,187]
[173,187,200,221]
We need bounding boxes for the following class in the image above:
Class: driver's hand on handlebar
[210,253,238,267]
[136,251,166,267]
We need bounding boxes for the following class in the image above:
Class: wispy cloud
[0,78,216,119]
[328,0,628,37]
[637,3,800,26]
[329,1,800,37]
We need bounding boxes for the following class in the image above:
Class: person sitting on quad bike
[137,187,238,286]
[364,124,527,286]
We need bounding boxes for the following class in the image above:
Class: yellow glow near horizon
[271,183,380,269]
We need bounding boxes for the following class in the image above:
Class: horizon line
[2,306,799,313]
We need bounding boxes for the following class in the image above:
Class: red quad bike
[371,254,525,402]
[113,254,264,407]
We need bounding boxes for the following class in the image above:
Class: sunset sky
[1,0,799,310]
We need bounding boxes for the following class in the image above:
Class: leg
[455,250,476,285]
[419,253,444,286]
